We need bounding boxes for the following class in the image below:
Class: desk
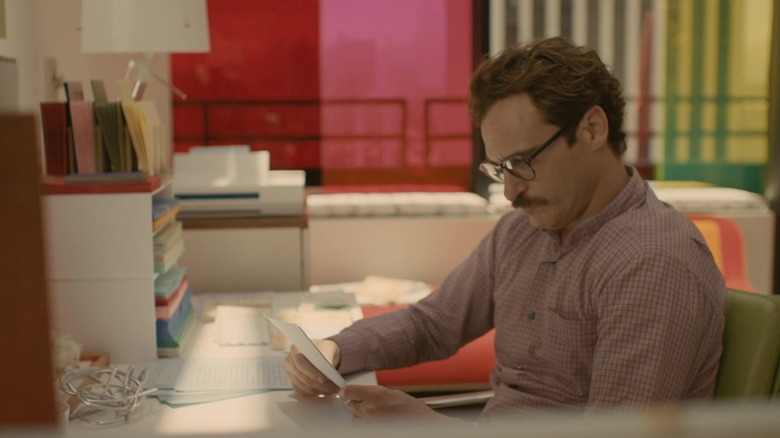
[62,302,375,437]
[45,311,780,438]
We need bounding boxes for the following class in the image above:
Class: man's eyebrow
[494,145,537,163]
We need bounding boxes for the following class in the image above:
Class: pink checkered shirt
[332,167,726,420]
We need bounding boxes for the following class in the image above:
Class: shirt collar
[563,165,645,246]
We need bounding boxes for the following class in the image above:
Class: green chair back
[714,289,780,399]
[771,295,780,398]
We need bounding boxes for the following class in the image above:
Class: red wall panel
[172,0,320,101]
[171,0,320,171]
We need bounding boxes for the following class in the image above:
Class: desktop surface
[55,291,780,438]
[61,307,376,437]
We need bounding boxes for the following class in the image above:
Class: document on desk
[155,388,264,407]
[266,316,347,388]
[139,357,291,392]
[215,304,273,346]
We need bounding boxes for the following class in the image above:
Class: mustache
[512,195,548,210]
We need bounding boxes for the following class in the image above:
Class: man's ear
[580,105,609,150]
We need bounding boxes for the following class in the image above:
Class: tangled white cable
[58,365,158,426]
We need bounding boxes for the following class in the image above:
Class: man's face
[480,94,597,238]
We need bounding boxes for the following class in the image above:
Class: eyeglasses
[479,125,568,182]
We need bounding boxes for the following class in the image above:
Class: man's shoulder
[597,198,724,292]
[591,198,718,278]
[606,194,703,246]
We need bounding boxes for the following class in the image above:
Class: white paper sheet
[265,316,347,388]
[138,357,291,391]
[215,305,273,346]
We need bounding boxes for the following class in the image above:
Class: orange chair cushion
[361,304,495,392]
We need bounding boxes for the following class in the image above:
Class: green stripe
[650,96,767,102]
[662,0,682,177]
[715,0,731,160]
[690,0,705,162]
[664,163,764,193]
[659,130,766,136]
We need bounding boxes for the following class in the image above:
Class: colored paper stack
[153,220,185,275]
[39,79,164,178]
[152,197,193,357]
[154,266,193,357]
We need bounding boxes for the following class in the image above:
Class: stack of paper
[152,199,181,232]
[190,291,273,322]
[155,267,187,303]
[156,287,193,357]
[155,267,193,358]
[215,305,274,346]
[156,277,189,320]
[118,81,164,176]
[310,276,432,305]
[153,220,185,275]
[137,357,291,407]
[39,79,167,179]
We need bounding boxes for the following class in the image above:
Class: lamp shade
[81,0,210,54]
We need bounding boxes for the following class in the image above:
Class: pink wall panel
[320,0,473,174]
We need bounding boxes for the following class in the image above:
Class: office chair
[363,304,495,393]
[771,295,780,399]
[714,289,780,399]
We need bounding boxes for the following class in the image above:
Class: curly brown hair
[468,37,626,156]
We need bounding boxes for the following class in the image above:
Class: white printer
[172,147,305,217]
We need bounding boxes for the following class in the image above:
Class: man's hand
[283,339,342,396]
[338,385,453,422]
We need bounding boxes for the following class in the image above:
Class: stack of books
[153,220,185,275]
[154,266,193,357]
[153,198,192,357]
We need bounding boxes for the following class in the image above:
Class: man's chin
[526,212,553,231]
[517,203,544,216]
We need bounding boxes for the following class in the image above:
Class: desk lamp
[81,0,210,100]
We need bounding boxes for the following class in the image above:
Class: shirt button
[526,311,536,321]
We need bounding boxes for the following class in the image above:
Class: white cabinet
[42,183,171,362]
[308,216,499,286]
[178,217,307,293]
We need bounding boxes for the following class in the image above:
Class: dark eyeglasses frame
[479,125,568,182]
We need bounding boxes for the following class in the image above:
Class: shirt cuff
[329,328,371,375]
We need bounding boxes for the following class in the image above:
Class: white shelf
[43,193,154,281]
[42,184,174,362]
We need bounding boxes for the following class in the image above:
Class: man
[285,37,726,423]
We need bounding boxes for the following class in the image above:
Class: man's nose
[503,173,529,201]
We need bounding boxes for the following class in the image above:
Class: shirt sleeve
[586,252,725,410]
[331,223,500,375]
